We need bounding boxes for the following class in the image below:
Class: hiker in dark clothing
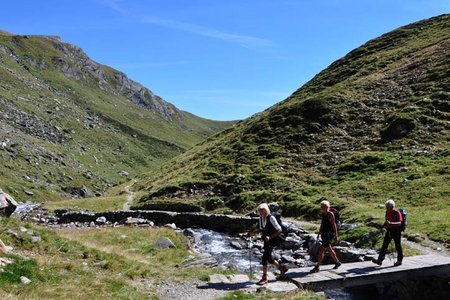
[372,199,403,266]
[310,200,341,273]
[256,203,288,285]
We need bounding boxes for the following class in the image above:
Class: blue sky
[2,1,449,120]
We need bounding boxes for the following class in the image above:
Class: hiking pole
[247,229,252,278]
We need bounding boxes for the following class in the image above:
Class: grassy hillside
[0,32,233,201]
[133,15,450,245]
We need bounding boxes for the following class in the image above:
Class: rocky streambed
[184,225,379,273]
[16,204,379,272]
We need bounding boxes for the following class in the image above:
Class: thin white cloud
[98,0,129,15]
[111,60,191,69]
[140,16,274,48]
[99,0,274,48]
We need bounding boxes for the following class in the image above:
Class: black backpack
[398,208,407,231]
[271,212,289,236]
[329,207,341,230]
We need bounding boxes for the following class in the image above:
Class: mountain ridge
[132,14,449,243]
[0,30,233,200]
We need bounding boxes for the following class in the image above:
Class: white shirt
[259,215,282,231]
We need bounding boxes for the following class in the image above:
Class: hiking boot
[310,266,319,273]
[394,261,402,266]
[333,261,342,269]
[371,258,382,266]
[279,264,289,277]
[257,276,268,285]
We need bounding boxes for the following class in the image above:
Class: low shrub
[0,254,37,285]
[380,113,416,141]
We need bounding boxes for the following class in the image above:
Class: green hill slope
[133,15,450,243]
[0,32,233,200]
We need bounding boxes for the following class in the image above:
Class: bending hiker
[372,199,403,266]
[0,187,14,255]
[0,238,8,255]
[310,200,341,273]
[257,203,288,285]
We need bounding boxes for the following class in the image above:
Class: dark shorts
[321,231,334,247]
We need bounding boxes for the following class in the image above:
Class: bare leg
[262,264,268,277]
[257,264,269,284]
[316,246,325,267]
[310,246,324,272]
[326,246,339,263]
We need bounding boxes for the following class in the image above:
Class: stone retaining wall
[55,210,258,234]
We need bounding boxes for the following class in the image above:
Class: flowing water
[12,202,41,215]
[191,228,255,273]
[190,228,380,300]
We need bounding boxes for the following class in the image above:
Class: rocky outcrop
[112,72,182,122]
[0,98,63,143]
[47,36,182,122]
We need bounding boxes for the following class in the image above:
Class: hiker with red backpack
[310,200,342,273]
[372,199,404,266]
[256,203,288,285]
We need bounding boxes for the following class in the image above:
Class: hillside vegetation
[0,32,233,201]
[133,15,450,244]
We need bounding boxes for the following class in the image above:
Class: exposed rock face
[112,72,181,122]
[47,37,182,122]
[0,98,63,143]
[62,186,93,198]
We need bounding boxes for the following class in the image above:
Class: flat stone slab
[261,280,298,292]
[205,272,297,293]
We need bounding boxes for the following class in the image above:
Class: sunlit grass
[0,219,150,299]
[43,195,126,212]
[56,226,192,277]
